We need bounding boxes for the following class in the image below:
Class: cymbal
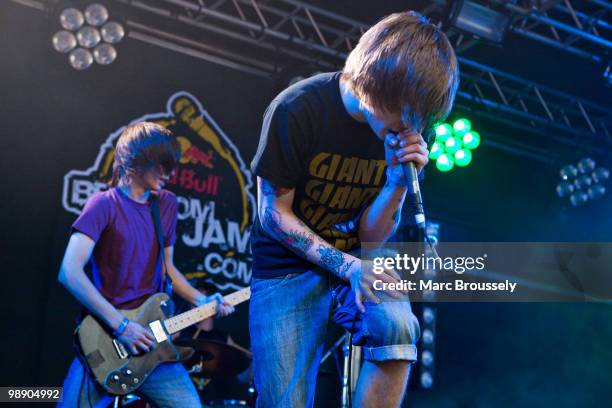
[175,338,251,378]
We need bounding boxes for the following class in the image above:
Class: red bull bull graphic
[62,91,256,291]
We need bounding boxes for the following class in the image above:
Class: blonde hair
[342,11,459,131]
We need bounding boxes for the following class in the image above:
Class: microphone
[402,161,426,230]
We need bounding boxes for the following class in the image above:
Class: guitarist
[57,122,234,408]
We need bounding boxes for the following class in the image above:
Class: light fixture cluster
[556,158,609,206]
[419,222,439,390]
[52,3,125,70]
[430,118,481,172]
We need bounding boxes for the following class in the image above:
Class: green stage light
[454,149,472,167]
[462,131,480,149]
[436,153,454,172]
[429,141,443,160]
[435,123,453,142]
[444,136,461,154]
[453,118,471,135]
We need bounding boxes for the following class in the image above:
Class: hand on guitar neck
[119,292,234,356]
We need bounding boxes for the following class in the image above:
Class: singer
[249,11,459,408]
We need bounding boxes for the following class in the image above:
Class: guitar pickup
[149,320,168,343]
[112,338,129,359]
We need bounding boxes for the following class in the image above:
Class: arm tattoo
[316,245,355,279]
[260,179,291,197]
[262,207,314,255]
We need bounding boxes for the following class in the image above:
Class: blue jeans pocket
[250,273,301,299]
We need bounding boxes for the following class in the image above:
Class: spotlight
[421,350,434,367]
[462,131,480,150]
[577,158,596,174]
[432,118,481,172]
[423,307,436,324]
[69,48,93,70]
[588,184,606,200]
[420,371,433,389]
[452,118,471,135]
[436,153,454,172]
[422,329,434,345]
[52,3,124,70]
[569,191,589,206]
[448,1,510,44]
[434,123,453,142]
[52,30,77,53]
[60,8,84,31]
[556,158,609,206]
[559,164,578,180]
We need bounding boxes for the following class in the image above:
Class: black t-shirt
[250,72,387,278]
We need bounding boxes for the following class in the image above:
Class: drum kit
[117,337,253,408]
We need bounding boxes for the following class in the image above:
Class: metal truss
[122,0,611,151]
[10,0,612,155]
[501,0,612,63]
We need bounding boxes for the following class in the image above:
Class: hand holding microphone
[384,130,429,229]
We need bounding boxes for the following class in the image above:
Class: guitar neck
[163,287,250,335]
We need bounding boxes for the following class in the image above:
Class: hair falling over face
[109,122,181,187]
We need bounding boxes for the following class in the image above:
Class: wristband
[113,317,130,338]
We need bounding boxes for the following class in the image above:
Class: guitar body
[76,293,194,395]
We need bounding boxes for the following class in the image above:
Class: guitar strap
[150,195,173,296]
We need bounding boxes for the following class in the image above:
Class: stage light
[93,43,117,65]
[435,123,453,142]
[452,118,471,135]
[60,8,84,31]
[444,137,461,155]
[577,157,596,174]
[69,48,94,70]
[592,168,610,184]
[557,158,608,206]
[436,154,454,172]
[422,350,434,367]
[52,30,77,53]
[454,149,472,167]
[101,21,124,44]
[429,141,443,160]
[420,372,433,389]
[560,164,578,180]
[462,131,480,150]
[77,26,101,48]
[423,307,435,324]
[432,119,480,172]
[52,3,124,70]
[588,184,606,200]
[556,181,575,198]
[84,4,108,26]
[449,1,510,44]
[569,191,589,207]
[422,329,434,345]
[574,175,593,190]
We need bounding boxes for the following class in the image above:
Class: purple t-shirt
[72,187,178,309]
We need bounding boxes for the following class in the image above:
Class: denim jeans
[58,358,201,408]
[249,269,421,408]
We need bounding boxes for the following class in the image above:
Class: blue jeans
[249,269,421,408]
[58,358,201,407]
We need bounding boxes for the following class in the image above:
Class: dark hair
[342,11,459,131]
[109,122,180,187]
